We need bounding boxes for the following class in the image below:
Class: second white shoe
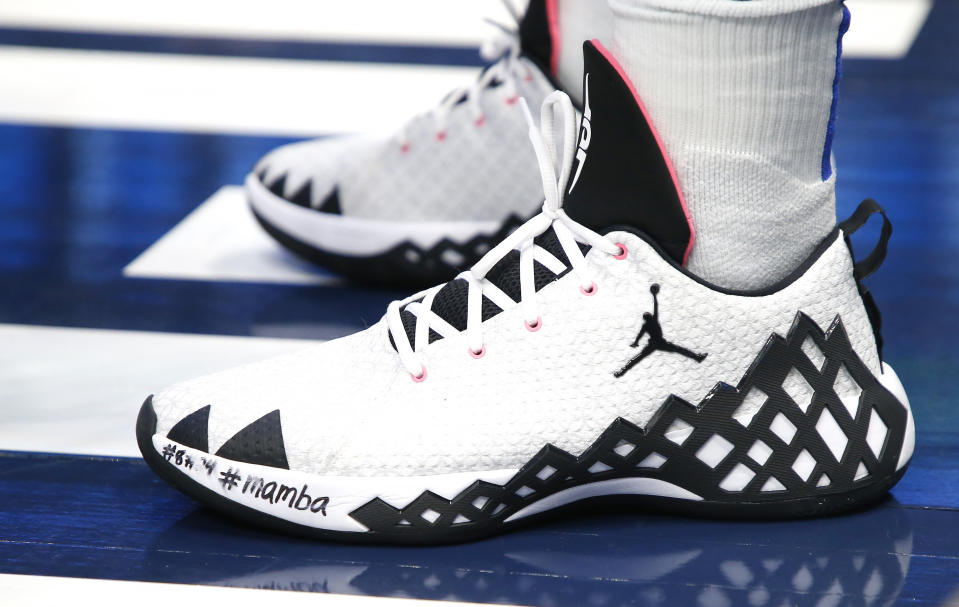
[247,1,570,287]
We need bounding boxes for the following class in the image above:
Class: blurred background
[1,0,958,605]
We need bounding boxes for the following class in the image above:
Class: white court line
[844,0,933,60]
[0,47,476,136]
[0,2,931,135]
[0,0,931,59]
[0,324,311,457]
[0,574,514,607]
[124,186,338,286]
[0,0,514,46]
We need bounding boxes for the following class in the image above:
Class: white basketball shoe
[140,41,914,543]
[248,0,575,287]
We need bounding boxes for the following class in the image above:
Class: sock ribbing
[609,0,845,290]
[556,0,614,104]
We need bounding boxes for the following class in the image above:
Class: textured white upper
[253,55,557,223]
[555,0,614,106]
[152,227,878,478]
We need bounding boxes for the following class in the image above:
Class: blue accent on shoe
[823,3,852,181]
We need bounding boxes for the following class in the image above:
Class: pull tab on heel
[839,199,893,360]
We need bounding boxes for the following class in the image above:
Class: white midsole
[245,174,502,257]
[152,435,516,533]
[879,362,915,471]
[505,478,702,523]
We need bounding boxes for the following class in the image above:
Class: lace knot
[387,91,622,380]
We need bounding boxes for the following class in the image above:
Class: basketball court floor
[1,1,957,604]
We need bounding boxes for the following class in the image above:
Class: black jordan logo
[614,284,707,378]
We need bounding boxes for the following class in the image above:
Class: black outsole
[137,395,909,546]
[249,196,527,290]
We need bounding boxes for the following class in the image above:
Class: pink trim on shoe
[525,317,542,332]
[469,346,486,359]
[546,0,561,76]
[411,366,427,382]
[590,39,696,267]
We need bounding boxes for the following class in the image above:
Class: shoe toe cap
[151,379,294,470]
[147,328,388,472]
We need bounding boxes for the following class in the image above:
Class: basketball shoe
[247,0,613,287]
[140,41,914,543]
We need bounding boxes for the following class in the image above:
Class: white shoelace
[387,91,626,380]
[394,3,535,149]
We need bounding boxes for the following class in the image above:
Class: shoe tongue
[518,0,556,75]
[563,40,693,266]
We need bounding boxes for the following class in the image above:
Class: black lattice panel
[350,313,909,534]
[390,214,527,276]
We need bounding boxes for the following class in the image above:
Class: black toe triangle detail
[268,174,287,198]
[317,187,342,215]
[166,405,211,452]
[215,410,290,470]
[289,181,312,207]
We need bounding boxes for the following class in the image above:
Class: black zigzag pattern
[383,213,528,281]
[350,313,908,533]
[252,184,530,288]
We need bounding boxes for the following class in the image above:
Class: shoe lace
[387,91,624,379]
[395,0,536,147]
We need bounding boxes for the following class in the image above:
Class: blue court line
[0,26,486,67]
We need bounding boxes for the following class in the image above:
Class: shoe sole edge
[137,393,912,546]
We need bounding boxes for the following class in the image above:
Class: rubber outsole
[136,395,909,545]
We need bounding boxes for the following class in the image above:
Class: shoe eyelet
[400,143,411,154]
[474,115,486,128]
[580,283,597,296]
[505,95,519,106]
[469,346,486,359]
[435,131,448,142]
[411,366,427,383]
[613,243,628,260]
[525,317,542,332]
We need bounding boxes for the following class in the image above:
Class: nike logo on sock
[568,74,592,194]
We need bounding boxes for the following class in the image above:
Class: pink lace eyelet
[580,283,598,296]
[435,131,448,142]
[400,143,411,154]
[525,317,542,332]
[469,346,486,359]
[613,243,628,260]
[474,115,486,128]
[411,366,427,383]
[505,95,519,106]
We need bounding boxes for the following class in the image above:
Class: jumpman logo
[613,284,707,378]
